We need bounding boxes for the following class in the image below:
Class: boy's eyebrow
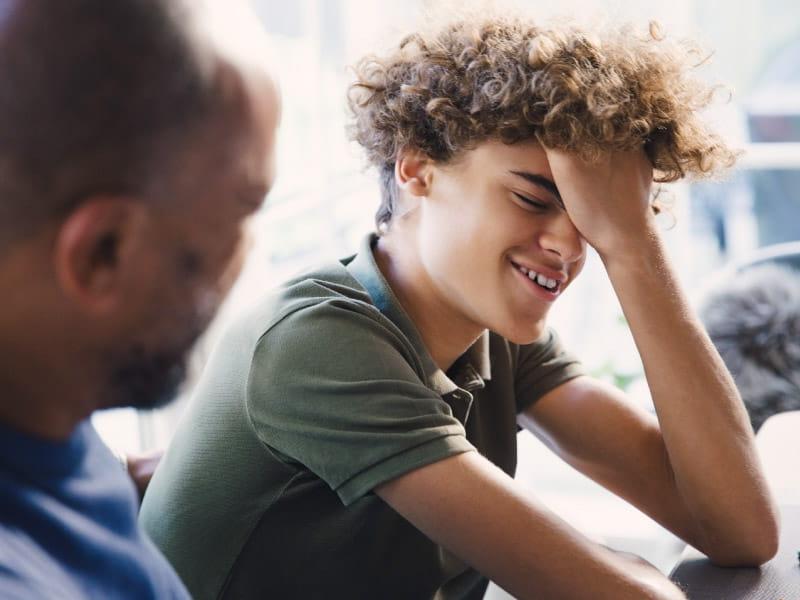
[509,170,564,209]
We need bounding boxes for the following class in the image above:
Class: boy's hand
[544,148,655,262]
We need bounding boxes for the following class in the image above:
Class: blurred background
[94,0,800,590]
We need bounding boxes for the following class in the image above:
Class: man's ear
[53,198,151,315]
[395,150,434,198]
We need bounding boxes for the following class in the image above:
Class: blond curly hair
[347,14,737,227]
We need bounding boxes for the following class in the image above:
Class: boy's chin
[498,319,548,346]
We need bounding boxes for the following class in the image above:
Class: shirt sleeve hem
[515,367,586,414]
[335,433,475,506]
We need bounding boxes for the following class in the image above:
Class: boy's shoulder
[225,256,382,346]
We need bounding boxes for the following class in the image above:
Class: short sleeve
[246,299,475,506]
[513,328,585,413]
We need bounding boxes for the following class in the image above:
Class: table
[669,411,800,600]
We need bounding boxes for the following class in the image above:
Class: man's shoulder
[0,523,83,598]
[0,519,188,600]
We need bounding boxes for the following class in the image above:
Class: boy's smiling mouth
[509,259,565,300]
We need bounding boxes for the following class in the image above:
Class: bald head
[0,0,280,438]
[0,0,229,248]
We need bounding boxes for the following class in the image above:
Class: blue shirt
[0,419,189,599]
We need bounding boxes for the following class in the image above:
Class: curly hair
[347,14,737,228]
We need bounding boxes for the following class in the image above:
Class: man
[0,0,279,597]
[140,12,777,600]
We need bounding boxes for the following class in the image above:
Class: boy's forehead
[464,139,552,174]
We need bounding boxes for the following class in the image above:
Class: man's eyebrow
[509,170,564,209]
[238,183,271,211]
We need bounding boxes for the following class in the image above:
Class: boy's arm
[520,375,768,564]
[376,451,686,600]
[535,149,779,566]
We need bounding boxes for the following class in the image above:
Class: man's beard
[103,313,212,411]
[106,344,192,411]
[102,258,226,411]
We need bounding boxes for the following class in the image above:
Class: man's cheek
[216,234,250,299]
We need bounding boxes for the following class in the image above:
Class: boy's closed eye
[512,191,549,211]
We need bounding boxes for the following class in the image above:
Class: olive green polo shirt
[139,234,585,600]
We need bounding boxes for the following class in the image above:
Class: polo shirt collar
[346,234,491,397]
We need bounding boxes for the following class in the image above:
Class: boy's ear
[395,150,434,198]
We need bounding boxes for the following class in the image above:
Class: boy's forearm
[601,230,779,564]
[379,452,686,599]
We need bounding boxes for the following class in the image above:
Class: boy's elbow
[744,525,780,566]
[708,543,776,567]
[707,516,780,567]
[746,508,781,565]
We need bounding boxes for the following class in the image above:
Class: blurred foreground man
[0,0,279,597]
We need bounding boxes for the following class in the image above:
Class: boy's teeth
[517,263,558,291]
[535,273,558,289]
